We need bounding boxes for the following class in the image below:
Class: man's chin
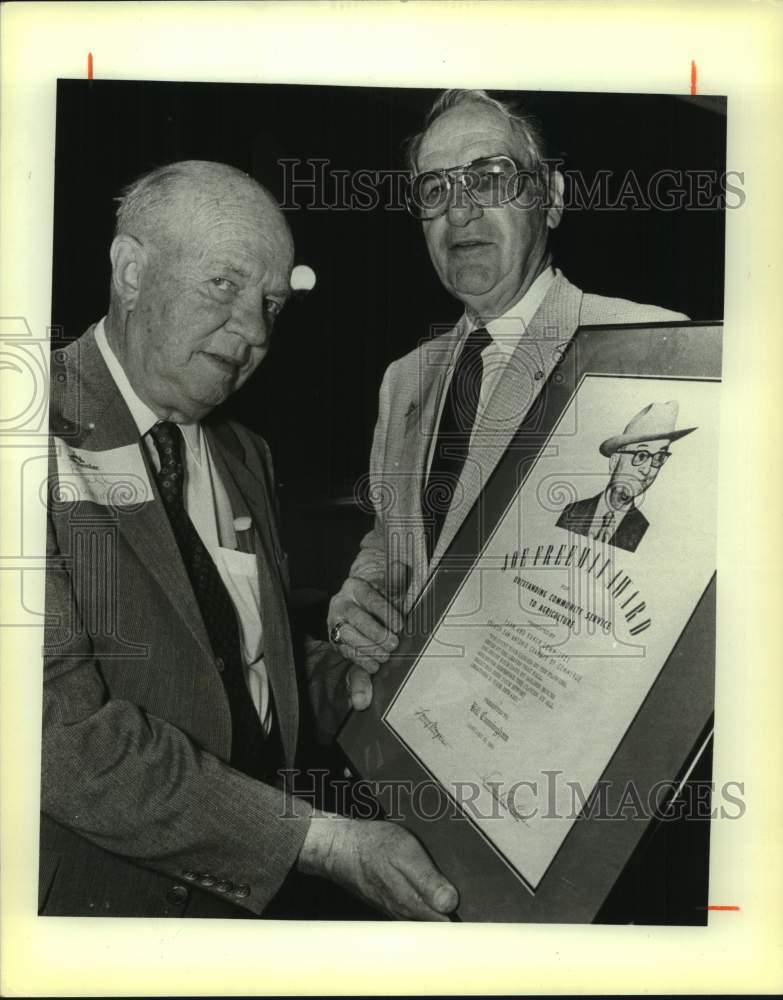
[449,264,496,295]
[609,484,639,508]
[446,269,503,310]
[174,384,233,422]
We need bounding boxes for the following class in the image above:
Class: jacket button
[166,884,189,905]
[234,884,251,899]
[215,657,225,672]
[198,873,216,888]
[182,871,198,881]
[215,880,233,894]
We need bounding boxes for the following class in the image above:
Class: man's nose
[445,179,483,225]
[226,292,269,349]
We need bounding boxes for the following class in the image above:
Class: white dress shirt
[426,266,556,477]
[95,320,272,734]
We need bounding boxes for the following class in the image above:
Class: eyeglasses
[615,449,671,469]
[405,154,532,220]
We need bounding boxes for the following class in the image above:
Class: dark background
[52,80,726,600]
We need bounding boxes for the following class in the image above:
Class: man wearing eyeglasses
[329,89,688,696]
[556,401,697,553]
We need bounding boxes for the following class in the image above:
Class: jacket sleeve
[42,509,312,916]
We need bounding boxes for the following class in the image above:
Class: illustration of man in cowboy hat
[556,400,697,553]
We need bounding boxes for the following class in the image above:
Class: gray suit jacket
[349,271,686,607]
[41,327,347,917]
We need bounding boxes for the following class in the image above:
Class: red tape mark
[706,905,740,911]
[87,52,93,80]
[690,60,697,95]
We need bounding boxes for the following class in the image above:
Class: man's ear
[609,453,620,474]
[545,169,565,231]
[110,235,147,311]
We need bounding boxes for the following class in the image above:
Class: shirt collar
[462,265,556,358]
[94,318,203,465]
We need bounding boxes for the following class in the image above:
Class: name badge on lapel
[53,438,154,508]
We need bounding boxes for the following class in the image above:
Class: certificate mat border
[339,322,721,922]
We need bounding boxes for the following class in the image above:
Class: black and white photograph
[2,2,781,997]
[40,80,724,924]
[39,74,727,924]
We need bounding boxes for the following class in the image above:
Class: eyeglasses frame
[614,448,672,469]
[405,153,536,220]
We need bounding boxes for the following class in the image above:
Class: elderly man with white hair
[40,159,458,921]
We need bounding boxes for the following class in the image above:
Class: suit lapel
[57,330,213,661]
[584,494,601,523]
[117,469,212,660]
[429,275,584,571]
[59,330,299,764]
[612,504,647,552]
[206,427,299,768]
[388,325,464,600]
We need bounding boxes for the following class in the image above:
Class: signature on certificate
[413,708,449,746]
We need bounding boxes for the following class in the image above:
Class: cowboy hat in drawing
[599,401,697,458]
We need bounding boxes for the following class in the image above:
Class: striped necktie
[423,326,492,559]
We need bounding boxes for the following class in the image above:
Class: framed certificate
[339,321,721,922]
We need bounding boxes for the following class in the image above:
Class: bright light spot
[291,264,316,292]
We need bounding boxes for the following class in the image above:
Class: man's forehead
[180,191,291,257]
[623,438,669,452]
[416,105,517,172]
[186,184,278,227]
[631,439,671,450]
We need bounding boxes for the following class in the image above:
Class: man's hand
[328,561,410,681]
[345,662,374,711]
[297,814,458,921]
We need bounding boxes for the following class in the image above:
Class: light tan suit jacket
[349,272,687,607]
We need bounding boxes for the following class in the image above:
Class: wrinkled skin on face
[108,168,293,423]
[607,438,670,508]
[416,103,563,321]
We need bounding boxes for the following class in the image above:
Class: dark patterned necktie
[148,421,281,782]
[423,326,492,560]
